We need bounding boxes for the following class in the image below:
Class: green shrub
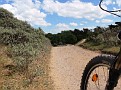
[0,8,52,72]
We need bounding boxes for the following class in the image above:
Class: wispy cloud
[102,0,113,5]
[48,23,71,34]
[95,20,100,23]
[101,19,113,23]
[95,19,113,23]
[70,22,78,26]
[56,23,71,31]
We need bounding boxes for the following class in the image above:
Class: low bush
[0,8,53,90]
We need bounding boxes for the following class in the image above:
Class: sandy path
[50,45,100,90]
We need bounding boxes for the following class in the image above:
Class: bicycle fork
[105,53,121,90]
[105,68,120,90]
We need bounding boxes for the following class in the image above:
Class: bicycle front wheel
[81,55,115,90]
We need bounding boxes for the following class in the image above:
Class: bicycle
[81,0,121,90]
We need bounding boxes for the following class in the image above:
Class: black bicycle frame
[105,47,121,90]
[99,1,121,89]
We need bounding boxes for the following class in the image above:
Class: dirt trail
[50,45,100,90]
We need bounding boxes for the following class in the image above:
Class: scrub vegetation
[46,22,121,55]
[0,8,54,90]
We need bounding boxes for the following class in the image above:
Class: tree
[61,31,77,44]
[71,29,85,42]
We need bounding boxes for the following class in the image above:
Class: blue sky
[0,0,121,33]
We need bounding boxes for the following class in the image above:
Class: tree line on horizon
[46,22,121,47]
[46,28,90,46]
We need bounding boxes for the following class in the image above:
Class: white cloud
[42,0,109,20]
[80,21,87,26]
[101,0,121,13]
[0,0,51,26]
[116,0,121,7]
[48,23,71,34]
[95,20,100,23]
[51,23,71,33]
[56,23,71,31]
[102,0,121,9]
[95,19,113,24]
[70,22,78,26]
[102,0,113,5]
[86,26,96,29]
[78,26,95,31]
[101,19,113,23]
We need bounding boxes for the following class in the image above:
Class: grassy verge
[0,45,54,90]
[80,42,120,55]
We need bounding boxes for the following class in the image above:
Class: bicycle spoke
[87,80,91,90]
[98,67,100,89]
[81,55,115,90]
[87,65,109,90]
[103,66,107,81]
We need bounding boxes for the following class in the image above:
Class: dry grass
[0,45,54,90]
[80,42,120,55]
